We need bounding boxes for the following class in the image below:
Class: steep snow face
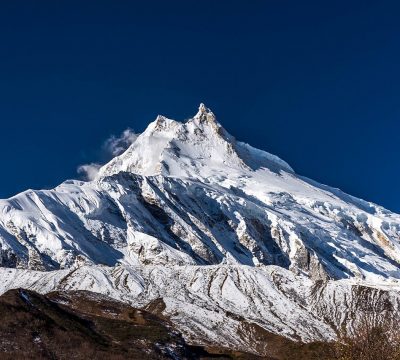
[1,104,400,283]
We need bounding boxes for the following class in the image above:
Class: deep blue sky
[1,1,399,212]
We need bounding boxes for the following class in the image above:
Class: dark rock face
[0,289,262,360]
[0,289,186,359]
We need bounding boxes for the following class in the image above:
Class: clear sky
[1,1,399,212]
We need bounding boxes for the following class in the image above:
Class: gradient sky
[1,1,399,212]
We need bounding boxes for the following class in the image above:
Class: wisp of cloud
[78,128,138,181]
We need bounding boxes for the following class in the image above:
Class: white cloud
[77,163,102,181]
[77,128,138,181]
[103,128,138,157]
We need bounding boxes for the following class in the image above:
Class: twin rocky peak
[98,103,293,179]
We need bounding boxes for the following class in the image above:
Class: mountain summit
[0,105,400,354]
[99,104,293,179]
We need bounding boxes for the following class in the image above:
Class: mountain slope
[0,104,399,355]
[0,288,266,359]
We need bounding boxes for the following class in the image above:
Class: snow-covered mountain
[0,104,400,355]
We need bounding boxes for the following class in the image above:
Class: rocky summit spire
[194,103,216,123]
[198,103,207,113]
